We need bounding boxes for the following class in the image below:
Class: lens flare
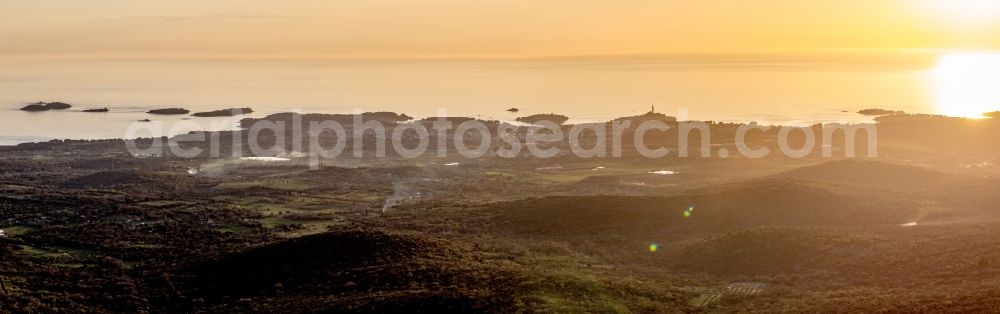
[648,243,658,253]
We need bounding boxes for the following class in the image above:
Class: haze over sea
[0,52,947,145]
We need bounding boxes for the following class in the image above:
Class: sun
[924,0,1000,22]
[930,53,1000,118]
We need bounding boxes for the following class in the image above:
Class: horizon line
[0,48,979,63]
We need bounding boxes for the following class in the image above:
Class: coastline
[1,104,885,146]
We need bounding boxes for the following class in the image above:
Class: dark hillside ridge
[494,179,914,238]
[181,229,519,312]
[774,159,947,184]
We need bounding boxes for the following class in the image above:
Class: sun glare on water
[930,53,1000,118]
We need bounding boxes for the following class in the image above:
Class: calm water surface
[0,53,946,145]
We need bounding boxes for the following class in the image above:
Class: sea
[0,52,952,145]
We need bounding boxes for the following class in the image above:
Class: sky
[1,0,999,59]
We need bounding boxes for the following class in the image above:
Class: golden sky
[1,0,998,58]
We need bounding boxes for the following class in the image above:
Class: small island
[44,102,73,110]
[19,104,48,112]
[19,102,73,112]
[515,113,570,125]
[507,107,520,113]
[858,108,905,116]
[83,108,110,113]
[192,107,254,117]
[147,108,190,115]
